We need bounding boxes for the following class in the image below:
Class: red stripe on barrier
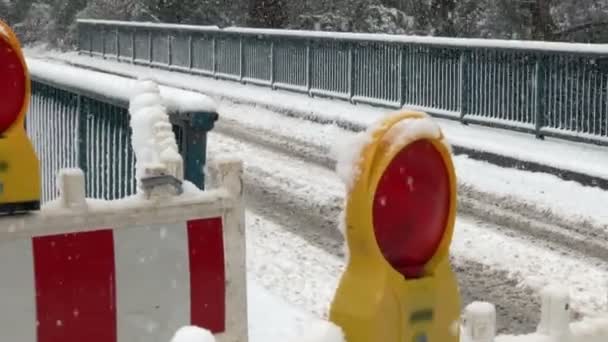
[187,217,226,333]
[32,229,117,342]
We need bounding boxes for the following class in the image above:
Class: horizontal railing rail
[26,58,218,203]
[76,19,608,146]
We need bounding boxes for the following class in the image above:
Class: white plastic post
[537,284,572,341]
[207,157,247,342]
[56,168,87,210]
[463,302,496,342]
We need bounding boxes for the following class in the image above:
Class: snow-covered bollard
[56,168,87,210]
[129,77,184,195]
[170,326,216,342]
[537,285,572,341]
[463,302,496,342]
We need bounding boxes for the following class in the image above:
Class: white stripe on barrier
[0,238,37,342]
[114,223,191,342]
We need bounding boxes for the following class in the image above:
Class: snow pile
[169,320,344,342]
[170,326,215,342]
[289,320,345,342]
[129,77,183,193]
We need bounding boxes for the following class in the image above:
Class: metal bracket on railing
[140,167,184,199]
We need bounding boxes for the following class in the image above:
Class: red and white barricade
[0,159,247,342]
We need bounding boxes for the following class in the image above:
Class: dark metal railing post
[270,40,275,87]
[534,54,546,139]
[212,35,218,78]
[115,28,120,60]
[168,32,173,66]
[131,29,136,63]
[348,42,354,102]
[148,30,153,64]
[460,50,471,123]
[188,33,194,69]
[175,111,219,189]
[239,37,245,82]
[102,28,106,58]
[306,40,312,94]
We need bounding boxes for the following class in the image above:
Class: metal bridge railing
[26,59,218,203]
[76,19,608,146]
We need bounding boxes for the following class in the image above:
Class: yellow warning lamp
[329,111,461,342]
[0,20,41,214]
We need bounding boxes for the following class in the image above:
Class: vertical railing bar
[168,31,173,66]
[188,33,194,69]
[239,36,244,82]
[306,40,312,94]
[459,50,469,122]
[131,28,136,63]
[212,35,217,77]
[535,54,546,138]
[115,28,120,60]
[348,42,354,102]
[270,40,275,87]
[148,29,153,64]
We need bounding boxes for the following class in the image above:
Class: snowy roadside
[24,51,608,188]
[215,101,608,232]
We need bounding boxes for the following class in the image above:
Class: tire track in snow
[215,115,608,264]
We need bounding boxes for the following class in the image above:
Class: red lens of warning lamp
[0,33,27,134]
[372,139,451,279]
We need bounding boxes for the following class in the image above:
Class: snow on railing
[26,58,219,202]
[462,284,608,342]
[76,19,608,146]
[76,19,608,54]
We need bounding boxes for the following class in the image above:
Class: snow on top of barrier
[77,19,608,55]
[25,58,217,113]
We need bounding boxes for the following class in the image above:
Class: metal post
[188,33,193,69]
[102,28,106,59]
[212,36,217,78]
[535,54,546,139]
[168,32,173,66]
[180,111,219,189]
[348,43,354,102]
[115,29,120,60]
[131,29,136,63]
[460,50,471,124]
[270,41,275,87]
[148,30,153,64]
[76,95,88,191]
[306,40,312,94]
[239,37,245,82]
[400,45,407,107]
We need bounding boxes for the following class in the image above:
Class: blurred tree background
[1,0,607,48]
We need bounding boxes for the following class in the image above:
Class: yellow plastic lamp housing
[0,20,41,214]
[329,111,460,342]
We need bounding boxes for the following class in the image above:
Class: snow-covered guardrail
[26,58,219,202]
[77,19,608,146]
[0,159,247,342]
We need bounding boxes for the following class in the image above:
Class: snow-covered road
[206,100,608,335]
